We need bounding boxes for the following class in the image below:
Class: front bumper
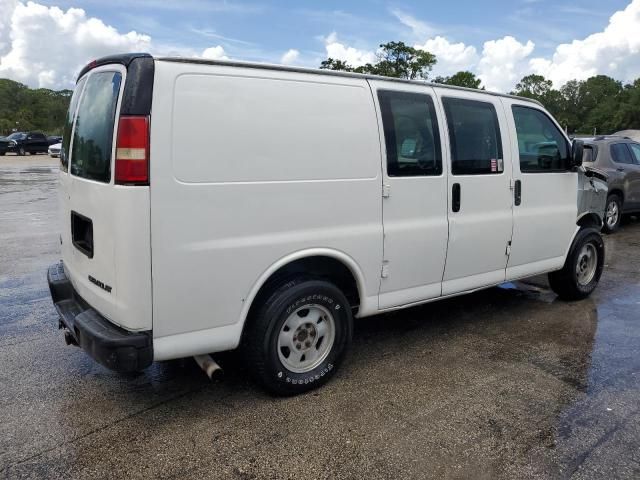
[47,262,152,372]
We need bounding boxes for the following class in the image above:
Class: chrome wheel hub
[576,243,598,286]
[277,304,335,374]
[606,201,619,228]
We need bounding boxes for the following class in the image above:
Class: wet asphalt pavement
[1,155,639,479]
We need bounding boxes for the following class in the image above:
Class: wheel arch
[238,248,368,334]
[608,188,624,203]
[563,223,604,266]
[577,212,603,230]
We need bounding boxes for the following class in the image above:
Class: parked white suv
[48,54,607,395]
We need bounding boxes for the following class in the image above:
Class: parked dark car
[0,131,50,156]
[583,135,640,232]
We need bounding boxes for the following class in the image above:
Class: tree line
[320,41,640,135]
[0,78,72,136]
[0,42,638,136]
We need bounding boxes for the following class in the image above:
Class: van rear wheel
[242,277,353,396]
[548,228,604,301]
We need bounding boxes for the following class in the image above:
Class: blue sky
[36,0,629,63]
[1,0,639,91]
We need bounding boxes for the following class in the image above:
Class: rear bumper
[47,261,153,372]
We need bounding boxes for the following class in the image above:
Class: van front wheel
[242,277,353,396]
[548,228,604,301]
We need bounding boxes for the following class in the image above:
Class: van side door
[501,99,577,278]
[369,81,449,309]
[435,89,514,295]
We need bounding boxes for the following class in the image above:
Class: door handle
[452,183,461,212]
[617,168,625,172]
[514,180,522,206]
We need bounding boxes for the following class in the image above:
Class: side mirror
[570,139,584,169]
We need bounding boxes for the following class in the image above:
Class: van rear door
[59,58,153,332]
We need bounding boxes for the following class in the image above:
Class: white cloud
[416,36,478,77]
[201,45,228,60]
[323,31,376,67]
[477,36,535,92]
[3,0,640,94]
[0,0,18,56]
[529,0,640,86]
[0,1,150,89]
[391,9,439,39]
[280,48,299,65]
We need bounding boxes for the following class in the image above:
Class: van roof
[158,56,544,106]
[78,53,543,107]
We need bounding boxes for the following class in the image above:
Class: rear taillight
[115,115,149,185]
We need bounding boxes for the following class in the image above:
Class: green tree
[557,80,583,133]
[319,41,436,80]
[433,71,483,89]
[0,78,71,135]
[579,75,624,134]
[367,41,436,79]
[615,79,640,130]
[512,74,553,100]
[319,58,353,71]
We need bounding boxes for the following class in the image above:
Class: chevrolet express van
[48,54,607,395]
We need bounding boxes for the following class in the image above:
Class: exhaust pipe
[193,354,223,379]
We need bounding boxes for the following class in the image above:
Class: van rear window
[60,77,86,172]
[70,71,122,183]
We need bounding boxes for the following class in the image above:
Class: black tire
[242,277,353,396]
[602,194,622,233]
[16,146,26,156]
[548,228,605,301]
[0,152,5,156]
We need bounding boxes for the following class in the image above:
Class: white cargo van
[48,54,607,395]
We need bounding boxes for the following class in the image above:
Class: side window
[378,90,442,177]
[443,98,503,175]
[626,143,640,165]
[610,143,633,164]
[512,106,569,172]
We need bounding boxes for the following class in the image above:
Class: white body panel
[58,57,587,363]
[149,61,384,348]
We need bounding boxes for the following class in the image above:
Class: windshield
[7,132,25,140]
